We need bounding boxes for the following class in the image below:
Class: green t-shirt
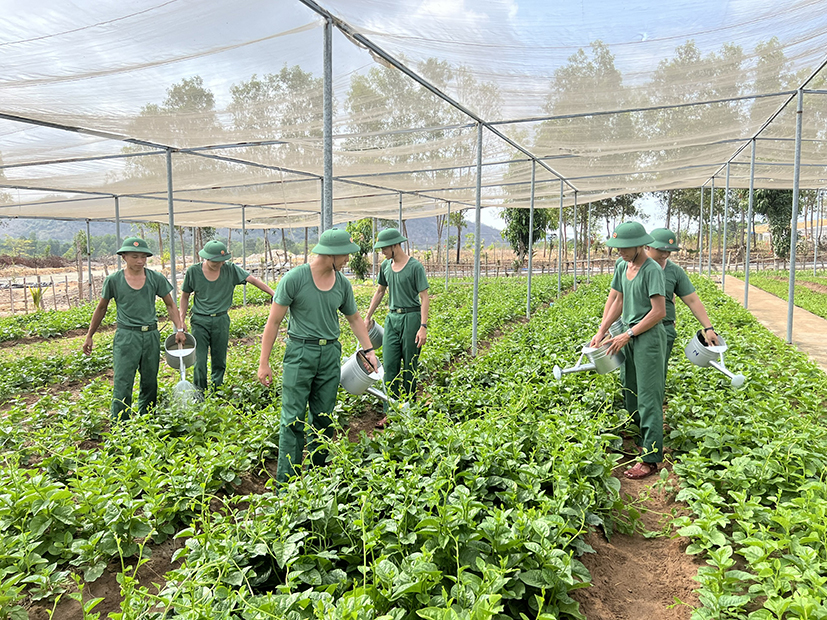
[182,262,250,315]
[102,268,173,328]
[377,257,429,309]
[273,263,358,340]
[610,258,665,326]
[662,259,695,323]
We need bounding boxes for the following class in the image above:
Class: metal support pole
[698,185,705,275]
[398,193,403,232]
[814,189,820,275]
[86,219,92,302]
[322,18,333,232]
[787,89,804,344]
[527,160,536,318]
[242,206,247,306]
[722,163,730,292]
[192,226,197,265]
[708,178,714,278]
[745,139,756,308]
[445,201,450,289]
[114,196,122,271]
[372,217,378,283]
[166,149,178,303]
[471,123,483,356]
[586,202,591,283]
[557,180,563,296]
[572,191,578,291]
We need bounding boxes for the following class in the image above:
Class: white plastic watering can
[684,330,746,388]
[553,341,625,380]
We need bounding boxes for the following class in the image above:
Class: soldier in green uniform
[591,222,666,479]
[646,228,720,377]
[83,237,186,421]
[364,228,429,426]
[179,240,274,394]
[258,229,378,484]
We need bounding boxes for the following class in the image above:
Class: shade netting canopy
[2,0,827,229]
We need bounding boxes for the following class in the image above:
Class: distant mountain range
[0,215,506,247]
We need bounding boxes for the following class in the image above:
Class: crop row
[0,275,567,618]
[728,271,827,320]
[0,284,275,344]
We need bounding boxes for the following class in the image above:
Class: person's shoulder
[281,263,308,283]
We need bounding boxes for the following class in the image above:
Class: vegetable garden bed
[1,274,826,620]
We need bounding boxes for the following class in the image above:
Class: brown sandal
[624,461,658,480]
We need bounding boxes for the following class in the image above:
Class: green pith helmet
[312,229,360,255]
[373,228,407,249]
[199,240,232,261]
[604,222,654,248]
[116,237,153,256]
[648,228,680,251]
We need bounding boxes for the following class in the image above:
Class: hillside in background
[0,214,506,248]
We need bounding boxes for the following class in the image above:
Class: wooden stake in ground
[8,280,13,315]
[23,277,29,314]
[64,275,71,307]
[51,276,58,310]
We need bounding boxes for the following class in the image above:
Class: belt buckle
[319,339,327,345]
[395,308,403,313]
[210,313,217,317]
[140,325,149,332]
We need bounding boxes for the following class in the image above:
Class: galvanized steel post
[787,89,804,344]
[471,123,482,356]
[527,160,535,318]
[445,201,450,289]
[166,149,178,303]
[745,139,756,308]
[586,202,591,283]
[241,205,247,306]
[722,163,730,292]
[558,179,563,296]
[572,191,578,291]
[322,17,333,232]
[708,177,714,278]
[114,196,122,271]
[86,219,92,302]
[698,185,704,274]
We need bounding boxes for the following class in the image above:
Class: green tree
[501,207,553,267]
[346,219,374,280]
[754,189,792,258]
[449,210,467,263]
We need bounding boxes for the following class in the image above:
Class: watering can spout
[709,360,746,388]
[553,362,596,379]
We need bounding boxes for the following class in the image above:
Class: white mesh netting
[2,0,826,228]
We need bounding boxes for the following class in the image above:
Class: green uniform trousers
[382,311,421,406]
[277,339,341,483]
[663,321,677,382]
[112,328,161,421]
[190,313,230,392]
[619,323,666,463]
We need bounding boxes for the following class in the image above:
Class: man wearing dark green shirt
[83,237,185,421]
[258,229,378,484]
[591,222,666,480]
[646,228,720,371]
[364,228,429,425]
[180,240,274,394]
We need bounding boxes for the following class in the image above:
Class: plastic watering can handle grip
[356,349,375,372]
